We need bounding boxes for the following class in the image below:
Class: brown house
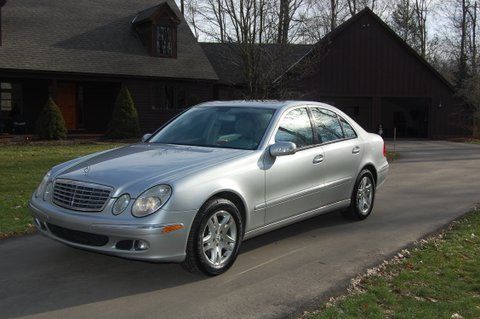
[0,1,472,138]
[0,0,217,134]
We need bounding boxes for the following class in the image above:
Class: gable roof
[0,0,218,81]
[278,8,454,92]
[132,1,181,25]
[201,42,313,85]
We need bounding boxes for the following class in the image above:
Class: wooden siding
[285,12,471,138]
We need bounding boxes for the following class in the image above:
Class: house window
[155,25,174,57]
[0,82,12,111]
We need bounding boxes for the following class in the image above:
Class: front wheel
[182,198,243,276]
[342,169,375,220]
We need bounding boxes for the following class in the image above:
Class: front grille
[47,223,109,247]
[53,179,112,212]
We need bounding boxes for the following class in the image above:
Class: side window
[311,108,344,143]
[275,108,314,148]
[340,117,357,139]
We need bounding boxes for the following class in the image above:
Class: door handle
[352,146,361,154]
[313,154,324,164]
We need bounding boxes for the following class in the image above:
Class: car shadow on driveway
[0,211,352,319]
[240,211,352,254]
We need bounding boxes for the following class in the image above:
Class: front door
[56,82,77,130]
[265,107,325,224]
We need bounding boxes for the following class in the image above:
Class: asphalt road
[1,141,480,319]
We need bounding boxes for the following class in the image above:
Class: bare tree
[346,0,378,16]
[391,0,416,44]
[296,0,348,42]
[183,0,201,39]
[468,1,478,73]
[389,0,433,58]
[277,0,305,43]
[446,0,477,86]
[412,0,429,57]
[329,0,343,30]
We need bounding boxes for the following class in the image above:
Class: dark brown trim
[0,68,218,83]
[150,5,181,24]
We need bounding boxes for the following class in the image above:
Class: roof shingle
[0,0,218,80]
[201,42,312,85]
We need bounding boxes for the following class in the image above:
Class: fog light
[115,240,134,250]
[134,240,149,251]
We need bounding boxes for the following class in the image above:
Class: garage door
[381,97,429,138]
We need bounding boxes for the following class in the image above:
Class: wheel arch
[361,163,378,186]
[201,190,248,232]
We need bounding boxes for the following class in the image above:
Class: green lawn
[307,211,480,319]
[0,142,123,238]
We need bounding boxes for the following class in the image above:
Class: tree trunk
[330,0,338,31]
[459,0,469,86]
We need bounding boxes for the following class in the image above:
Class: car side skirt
[244,198,351,240]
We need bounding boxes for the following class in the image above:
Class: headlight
[132,185,172,217]
[112,194,130,215]
[35,171,51,198]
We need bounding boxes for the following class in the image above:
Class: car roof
[196,100,333,111]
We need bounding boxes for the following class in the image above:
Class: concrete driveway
[1,141,480,319]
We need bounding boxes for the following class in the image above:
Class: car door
[310,107,362,204]
[264,107,325,224]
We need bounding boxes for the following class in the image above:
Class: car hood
[55,143,248,196]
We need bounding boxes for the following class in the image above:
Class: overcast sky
[174,0,457,45]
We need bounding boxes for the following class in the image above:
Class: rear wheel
[182,198,243,276]
[342,169,375,220]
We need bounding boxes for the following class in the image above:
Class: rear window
[311,108,344,143]
[340,117,357,139]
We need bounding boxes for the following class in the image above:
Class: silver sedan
[30,101,388,275]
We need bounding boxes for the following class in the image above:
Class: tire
[342,169,375,220]
[182,198,243,276]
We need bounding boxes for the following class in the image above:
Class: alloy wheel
[356,176,373,215]
[201,210,237,268]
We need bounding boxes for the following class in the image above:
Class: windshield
[148,106,276,150]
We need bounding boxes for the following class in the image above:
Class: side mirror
[269,142,297,157]
[141,133,152,142]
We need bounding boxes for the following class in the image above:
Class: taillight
[382,141,387,157]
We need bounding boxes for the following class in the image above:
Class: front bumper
[29,201,197,262]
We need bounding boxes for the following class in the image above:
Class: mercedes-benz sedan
[30,101,388,275]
